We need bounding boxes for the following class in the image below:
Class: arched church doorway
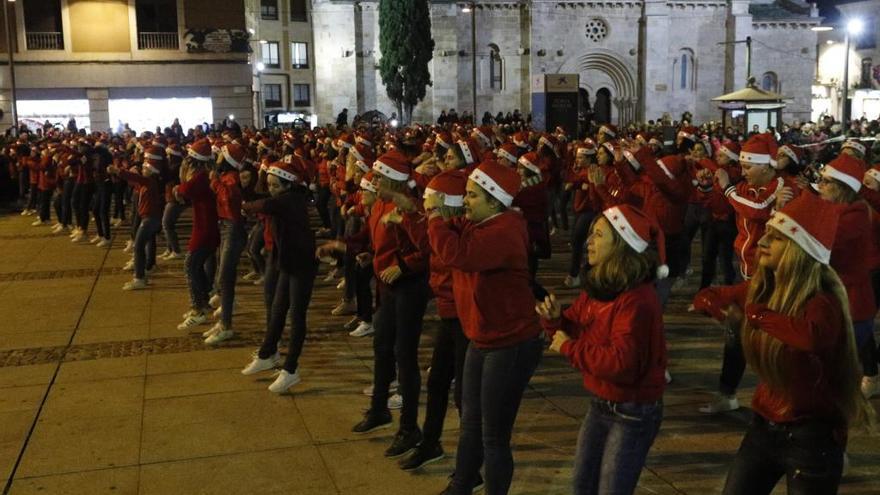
[595,88,611,124]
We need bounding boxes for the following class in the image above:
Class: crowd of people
[2,109,880,495]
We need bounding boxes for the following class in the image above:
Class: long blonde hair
[743,234,873,427]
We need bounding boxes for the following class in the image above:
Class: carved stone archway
[559,50,638,126]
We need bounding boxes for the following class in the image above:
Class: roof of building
[713,80,786,102]
[749,0,813,20]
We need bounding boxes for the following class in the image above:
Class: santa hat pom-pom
[656,264,669,280]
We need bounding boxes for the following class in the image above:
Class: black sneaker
[438,472,484,494]
[384,428,422,458]
[351,410,392,434]
[399,442,444,471]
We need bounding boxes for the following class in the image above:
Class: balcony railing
[138,32,179,50]
[26,32,63,50]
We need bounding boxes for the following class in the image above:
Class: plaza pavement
[0,210,878,495]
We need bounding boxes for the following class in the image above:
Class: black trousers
[38,189,52,222]
[92,181,111,239]
[719,319,745,396]
[370,275,430,432]
[259,265,317,373]
[73,182,95,231]
[422,317,469,447]
[700,218,737,289]
[355,262,374,323]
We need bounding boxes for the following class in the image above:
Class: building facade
[311,0,820,127]
[0,0,253,134]
[248,0,318,126]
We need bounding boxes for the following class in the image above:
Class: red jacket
[119,169,163,219]
[368,199,430,281]
[212,171,243,222]
[428,211,541,348]
[694,283,848,438]
[178,171,220,252]
[630,159,691,236]
[723,177,786,279]
[542,283,667,403]
[512,181,551,259]
[829,200,876,321]
[36,155,56,191]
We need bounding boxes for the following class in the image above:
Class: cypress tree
[378,0,435,123]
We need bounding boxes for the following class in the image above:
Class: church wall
[749,24,817,124]
[312,1,359,124]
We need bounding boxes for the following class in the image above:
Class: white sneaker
[123,260,135,271]
[242,271,258,281]
[388,393,403,410]
[363,380,399,397]
[71,232,85,243]
[241,351,282,375]
[182,309,198,319]
[349,321,374,337]
[89,235,101,244]
[159,249,171,259]
[698,394,739,414]
[336,279,346,290]
[209,294,222,308]
[123,240,133,253]
[253,276,265,286]
[204,328,234,345]
[202,321,223,338]
[20,209,28,216]
[861,375,880,399]
[268,369,301,393]
[96,238,111,248]
[331,299,356,316]
[31,219,46,227]
[843,452,850,477]
[563,275,580,288]
[177,312,207,330]
[50,224,64,234]
[69,227,81,238]
[122,278,147,291]
[323,268,339,282]
[665,370,673,384]
[165,251,183,260]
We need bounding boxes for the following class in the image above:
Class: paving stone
[7,466,139,495]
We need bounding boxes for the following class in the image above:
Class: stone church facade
[311,0,820,126]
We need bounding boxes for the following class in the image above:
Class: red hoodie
[428,211,540,348]
[723,177,786,279]
[542,283,667,403]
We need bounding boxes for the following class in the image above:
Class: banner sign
[184,29,251,54]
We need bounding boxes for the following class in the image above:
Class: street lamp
[461,3,476,123]
[4,0,18,136]
[842,18,862,126]
[255,62,266,129]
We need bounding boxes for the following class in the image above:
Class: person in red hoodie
[700,133,789,414]
[861,164,880,398]
[108,149,165,291]
[350,152,432,462]
[174,140,220,330]
[513,151,551,290]
[203,143,249,344]
[537,204,667,495]
[692,193,871,495]
[563,142,599,288]
[397,170,470,471]
[694,141,741,289]
[428,160,543,495]
[815,154,879,400]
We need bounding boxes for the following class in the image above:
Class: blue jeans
[162,201,186,254]
[854,319,877,376]
[723,415,844,495]
[573,398,663,495]
[450,335,544,495]
[215,220,248,326]
[134,216,161,279]
[185,247,215,310]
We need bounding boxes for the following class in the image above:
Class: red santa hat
[335,133,355,150]
[469,160,521,207]
[602,204,669,279]
[373,151,410,181]
[456,139,480,166]
[598,124,617,138]
[435,131,453,150]
[777,144,804,169]
[351,144,375,172]
[576,141,597,157]
[656,154,685,180]
[538,133,561,157]
[496,142,520,165]
[188,139,213,162]
[268,160,300,184]
[821,153,865,193]
[355,132,373,147]
[600,140,617,156]
[865,165,880,184]
[718,140,740,162]
[472,126,494,149]
[766,192,841,265]
[221,143,246,170]
[517,151,542,177]
[512,131,530,149]
[842,139,866,157]
[143,145,166,162]
[360,171,377,193]
[424,169,467,207]
[622,146,655,172]
[739,133,778,167]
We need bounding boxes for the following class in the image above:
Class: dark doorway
[578,88,592,137]
[595,88,611,125]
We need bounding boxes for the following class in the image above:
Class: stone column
[725,0,752,92]
[87,89,110,133]
[641,0,670,122]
